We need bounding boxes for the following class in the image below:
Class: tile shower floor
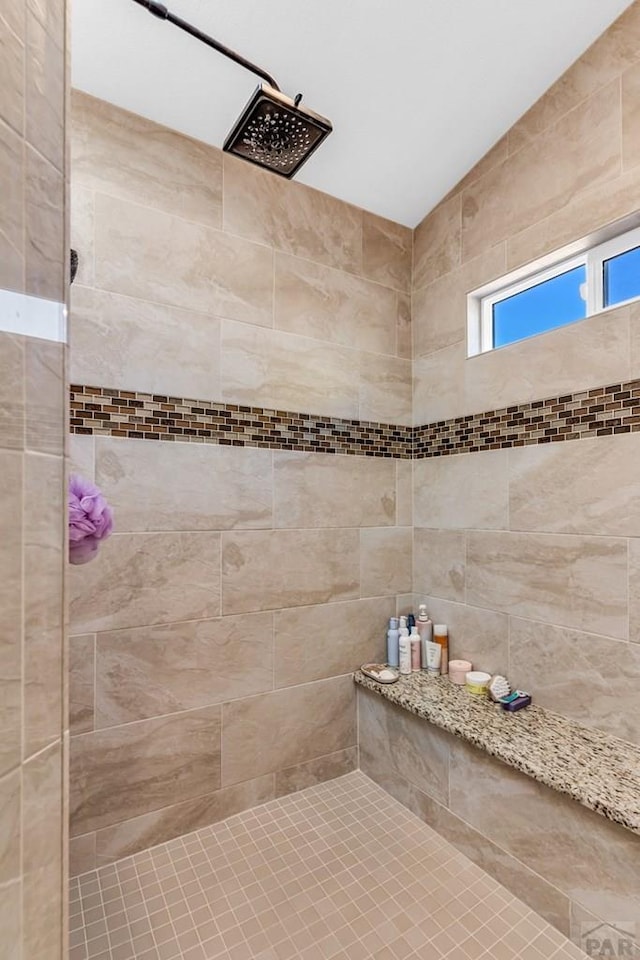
[70,772,585,960]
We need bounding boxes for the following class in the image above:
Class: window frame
[468,224,640,357]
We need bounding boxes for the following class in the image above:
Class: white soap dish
[360,663,400,684]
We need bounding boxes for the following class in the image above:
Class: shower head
[224,84,332,179]
[130,0,332,178]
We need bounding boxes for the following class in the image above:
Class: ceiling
[71,0,632,227]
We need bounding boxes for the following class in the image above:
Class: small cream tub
[466,671,491,695]
[449,659,472,685]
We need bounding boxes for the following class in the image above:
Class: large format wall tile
[0,121,24,272]
[509,618,640,744]
[24,144,64,300]
[358,687,450,805]
[414,450,508,530]
[274,597,392,688]
[25,338,64,455]
[466,531,628,638]
[94,193,274,326]
[0,767,20,887]
[221,676,355,785]
[0,334,24,450]
[221,320,358,420]
[0,12,24,135]
[273,451,395,529]
[461,81,621,262]
[69,635,95,736]
[413,193,461,291]
[94,775,275,868]
[449,739,640,923]
[223,154,362,274]
[275,747,358,798]
[361,211,412,292]
[509,433,640,536]
[360,527,412,597]
[72,91,223,228]
[69,531,221,633]
[70,706,222,835]
[0,451,22,775]
[274,252,397,355]
[23,741,63,960]
[222,529,359,614]
[359,352,412,425]
[417,596,509,676]
[627,539,640,644]
[23,452,64,758]
[70,286,221,399]
[96,438,273,532]
[413,343,466,425]
[25,0,65,172]
[95,612,274,727]
[413,529,466,602]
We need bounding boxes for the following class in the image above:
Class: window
[468,225,640,355]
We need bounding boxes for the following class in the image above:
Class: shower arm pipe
[130,0,281,92]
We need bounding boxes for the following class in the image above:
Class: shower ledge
[354,669,640,836]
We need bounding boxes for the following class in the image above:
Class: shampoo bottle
[387,618,400,668]
[417,604,433,670]
[426,637,442,675]
[434,624,448,675]
[410,626,421,672]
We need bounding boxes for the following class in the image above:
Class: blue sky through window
[492,265,586,348]
[604,245,640,307]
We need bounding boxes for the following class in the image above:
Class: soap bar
[502,693,532,712]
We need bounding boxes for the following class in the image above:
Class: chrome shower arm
[130,0,281,91]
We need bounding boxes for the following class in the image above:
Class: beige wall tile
[222,528,359,615]
[24,145,64,300]
[95,612,274,727]
[68,833,96,878]
[0,450,22,776]
[413,343,466,425]
[362,211,412,292]
[0,227,24,293]
[510,433,640,536]
[417,596,509,676]
[96,437,273,532]
[464,306,631,416]
[0,14,24,134]
[358,687,449,805]
[69,184,94,287]
[23,452,64,758]
[413,244,506,358]
[68,434,94,481]
[448,738,640,923]
[414,450,508,530]
[360,527,412,598]
[70,705,222,835]
[25,338,64,454]
[275,747,358,798]
[397,291,411,359]
[623,60,640,171]
[509,618,640,744]
[507,166,640,272]
[413,529,466,602]
[0,879,21,960]
[396,459,412,527]
[25,0,64,171]
[93,775,275,869]
[23,740,63,960]
[273,451,395,529]
[69,531,221,633]
[461,82,621,262]
[0,767,20,885]
[221,676,355,785]
[70,286,222,399]
[630,301,640,380]
[221,319,358,419]
[71,91,223,228]
[359,353,412,425]
[94,193,274,327]
[467,531,628,639]
[69,635,95,736]
[627,539,640,644]
[453,135,509,196]
[223,153,362,274]
[274,252,397,355]
[413,193,461,291]
[274,597,393,688]
[509,3,640,153]
[0,120,24,273]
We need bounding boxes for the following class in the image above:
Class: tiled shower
[3,1,640,959]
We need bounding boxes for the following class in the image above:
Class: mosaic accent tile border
[70,377,640,459]
[414,378,640,458]
[70,385,413,458]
